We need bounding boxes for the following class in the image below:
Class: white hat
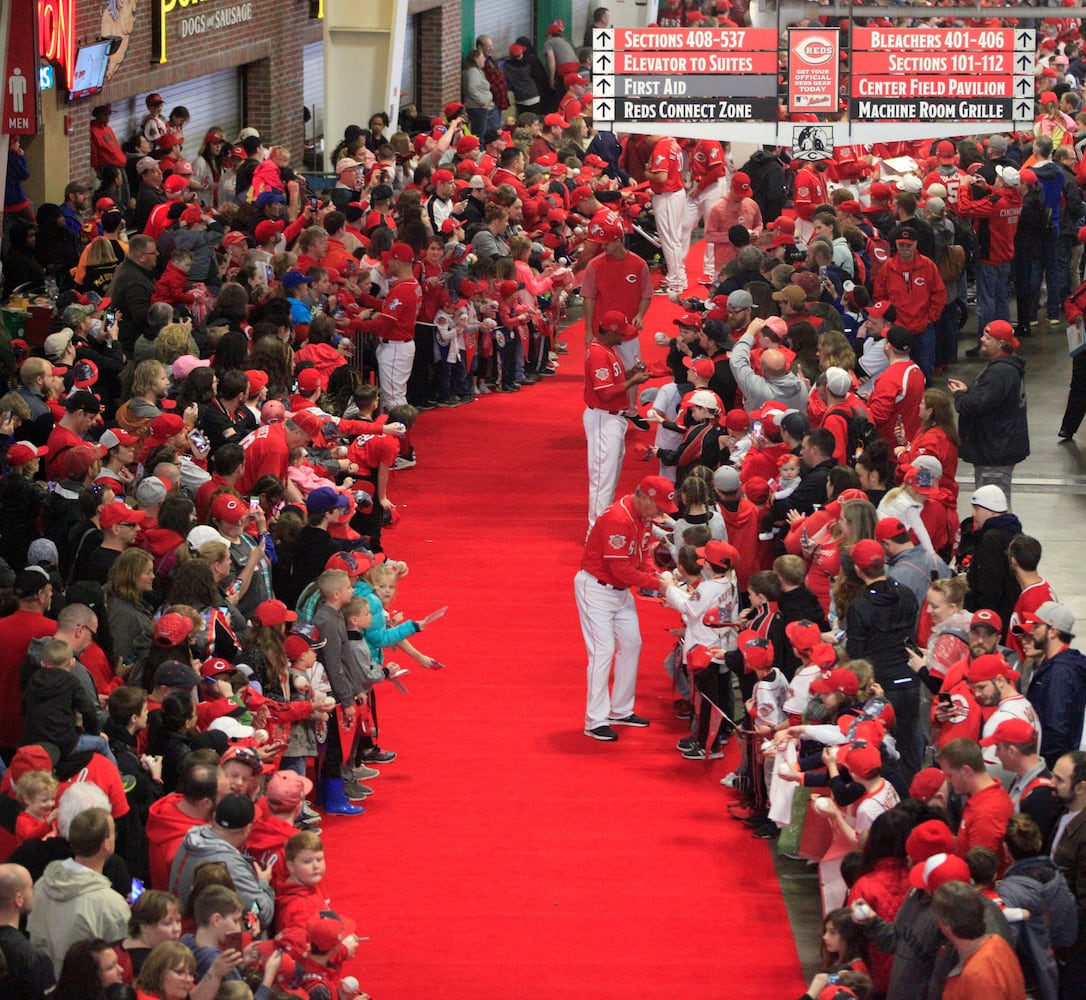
[689,389,720,411]
[210,717,255,739]
[970,484,1008,513]
[187,524,231,549]
[996,165,1021,187]
[895,174,923,194]
[824,366,851,397]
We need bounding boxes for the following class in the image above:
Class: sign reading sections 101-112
[592,26,780,128]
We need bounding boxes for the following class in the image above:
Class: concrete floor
[778,314,1086,980]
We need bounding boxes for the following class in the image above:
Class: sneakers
[609,713,649,727]
[681,743,723,760]
[625,414,651,431]
[459,394,476,404]
[391,456,416,470]
[299,801,321,824]
[751,822,780,840]
[1059,429,1074,441]
[677,736,700,751]
[674,698,693,720]
[727,804,757,821]
[720,771,740,789]
[585,725,618,742]
[343,780,373,801]
[351,764,381,780]
[361,747,397,764]
[436,398,460,408]
[476,384,492,395]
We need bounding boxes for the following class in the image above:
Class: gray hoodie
[27,858,130,975]
[169,824,275,931]
[728,331,809,412]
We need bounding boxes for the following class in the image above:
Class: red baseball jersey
[580,494,658,590]
[649,137,684,194]
[584,339,627,412]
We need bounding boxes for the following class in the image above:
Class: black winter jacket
[954,353,1029,466]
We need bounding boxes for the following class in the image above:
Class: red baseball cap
[211,493,248,524]
[639,475,678,513]
[970,608,1003,633]
[979,717,1036,747]
[100,502,147,531]
[254,599,298,628]
[810,667,860,696]
[983,319,1019,350]
[738,630,775,672]
[598,310,637,341]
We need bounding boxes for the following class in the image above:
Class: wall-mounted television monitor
[68,39,113,101]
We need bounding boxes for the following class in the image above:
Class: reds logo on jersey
[595,367,610,381]
[608,534,627,550]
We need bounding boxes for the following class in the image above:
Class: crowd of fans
[1,2,1086,1000]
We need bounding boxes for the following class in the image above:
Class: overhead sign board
[586,22,1037,147]
[788,27,839,114]
[592,25,780,130]
[849,26,1035,129]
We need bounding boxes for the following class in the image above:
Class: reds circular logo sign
[794,37,834,65]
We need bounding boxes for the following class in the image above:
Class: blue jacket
[997,854,1078,1000]
[1028,645,1086,766]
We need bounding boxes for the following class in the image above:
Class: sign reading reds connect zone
[593,26,779,127]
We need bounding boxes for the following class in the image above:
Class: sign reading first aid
[788,27,839,114]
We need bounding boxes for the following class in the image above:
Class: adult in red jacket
[712,466,761,592]
[956,167,1022,335]
[236,418,317,496]
[872,226,946,380]
[865,326,926,448]
[0,569,56,752]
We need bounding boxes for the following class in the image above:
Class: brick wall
[414,0,462,117]
[64,0,321,186]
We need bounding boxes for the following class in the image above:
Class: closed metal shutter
[303,42,325,140]
[571,0,593,50]
[471,0,533,54]
[113,68,241,158]
[401,13,416,107]
[303,41,325,168]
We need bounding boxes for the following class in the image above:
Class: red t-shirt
[44,423,87,481]
[58,754,130,820]
[238,424,289,493]
[956,780,1014,859]
[580,494,657,591]
[581,251,652,323]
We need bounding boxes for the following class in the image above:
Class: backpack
[949,213,979,270]
[864,235,891,284]
[826,402,880,465]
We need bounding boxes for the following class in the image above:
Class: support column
[323,0,408,159]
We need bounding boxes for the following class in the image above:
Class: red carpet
[319,264,806,998]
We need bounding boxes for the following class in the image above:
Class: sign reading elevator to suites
[152,0,255,64]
